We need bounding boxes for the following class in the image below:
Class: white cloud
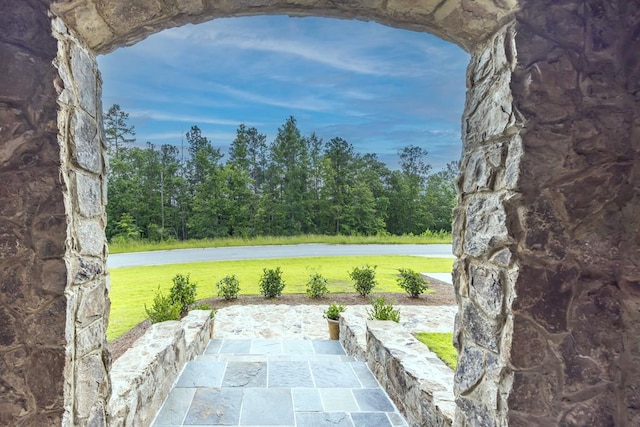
[160,18,429,78]
[128,109,257,127]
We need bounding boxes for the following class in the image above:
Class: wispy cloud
[128,109,256,127]
[160,18,431,78]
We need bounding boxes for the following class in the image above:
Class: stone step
[204,338,349,356]
[197,353,355,363]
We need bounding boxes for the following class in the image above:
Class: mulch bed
[109,276,455,361]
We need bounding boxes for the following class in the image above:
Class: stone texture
[108,310,212,426]
[364,320,455,426]
[51,0,518,54]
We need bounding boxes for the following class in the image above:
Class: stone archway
[1,0,638,425]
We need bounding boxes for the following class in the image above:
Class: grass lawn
[414,332,457,370]
[108,232,452,254]
[107,255,453,341]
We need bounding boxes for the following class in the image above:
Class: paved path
[152,339,408,427]
[152,304,456,426]
[213,305,457,340]
[108,244,454,268]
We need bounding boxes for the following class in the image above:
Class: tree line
[105,104,458,242]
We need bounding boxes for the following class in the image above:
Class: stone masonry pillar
[0,1,111,425]
[454,1,640,425]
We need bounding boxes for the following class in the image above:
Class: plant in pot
[324,302,346,340]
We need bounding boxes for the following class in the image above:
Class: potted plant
[324,302,346,340]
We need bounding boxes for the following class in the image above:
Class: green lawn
[414,332,457,370]
[108,255,453,341]
[108,232,452,254]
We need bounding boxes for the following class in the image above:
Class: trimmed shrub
[259,267,285,298]
[306,273,329,299]
[145,287,181,323]
[217,274,241,300]
[170,273,197,315]
[349,265,377,297]
[397,268,429,297]
[367,296,400,323]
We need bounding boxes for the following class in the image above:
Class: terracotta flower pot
[327,319,340,340]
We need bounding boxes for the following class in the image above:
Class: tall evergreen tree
[104,104,135,157]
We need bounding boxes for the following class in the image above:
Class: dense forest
[104,104,458,242]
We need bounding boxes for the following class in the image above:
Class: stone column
[454,1,640,425]
[0,1,111,425]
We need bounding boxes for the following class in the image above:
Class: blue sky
[98,16,469,171]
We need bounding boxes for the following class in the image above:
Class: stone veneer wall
[365,320,455,427]
[454,1,640,425]
[109,311,212,426]
[0,1,69,424]
[0,2,111,424]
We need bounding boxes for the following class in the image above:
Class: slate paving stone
[310,361,362,388]
[220,339,252,354]
[387,412,409,426]
[312,340,346,355]
[319,388,359,412]
[176,361,226,388]
[292,388,323,412]
[152,388,195,426]
[352,388,395,412]
[251,339,282,354]
[205,339,222,354]
[282,339,314,354]
[153,339,408,426]
[296,412,354,427]
[222,361,267,387]
[268,361,314,388]
[350,362,380,388]
[184,388,242,425]
[351,412,393,427]
[240,388,294,425]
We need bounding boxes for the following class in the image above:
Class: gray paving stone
[292,388,323,412]
[269,361,314,388]
[152,388,195,426]
[251,339,282,354]
[296,412,354,427]
[223,361,267,387]
[313,340,346,355]
[184,388,242,425]
[352,389,395,412]
[205,339,222,354]
[387,412,408,426]
[176,361,226,388]
[319,388,359,412]
[351,412,393,427]
[220,339,253,353]
[240,388,294,425]
[350,362,379,388]
[310,361,361,388]
[282,339,315,354]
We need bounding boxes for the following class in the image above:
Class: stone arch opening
[1,0,639,425]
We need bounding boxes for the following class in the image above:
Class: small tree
[349,265,377,297]
[259,267,285,298]
[170,274,197,315]
[397,268,429,297]
[306,273,329,299]
[217,275,240,300]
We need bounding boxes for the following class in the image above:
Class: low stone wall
[107,310,212,426]
[340,315,455,426]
